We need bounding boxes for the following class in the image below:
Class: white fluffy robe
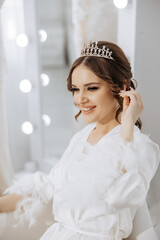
[4,124,160,240]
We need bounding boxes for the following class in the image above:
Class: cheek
[100,94,116,109]
[73,94,77,104]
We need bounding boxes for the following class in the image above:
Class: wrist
[121,116,135,126]
[120,121,134,142]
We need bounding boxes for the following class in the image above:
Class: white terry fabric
[4,124,160,239]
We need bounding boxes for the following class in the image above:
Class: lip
[80,106,96,114]
[80,105,96,108]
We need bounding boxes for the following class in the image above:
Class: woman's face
[71,64,118,124]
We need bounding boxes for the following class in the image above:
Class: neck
[95,119,120,134]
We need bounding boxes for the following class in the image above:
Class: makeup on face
[72,65,117,124]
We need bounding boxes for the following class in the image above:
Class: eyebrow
[72,82,101,87]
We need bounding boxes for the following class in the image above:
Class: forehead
[72,65,104,86]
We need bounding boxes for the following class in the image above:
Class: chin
[83,116,97,124]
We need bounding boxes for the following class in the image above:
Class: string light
[19,79,32,93]
[40,73,50,87]
[42,114,51,126]
[39,29,47,42]
[113,0,128,9]
[21,121,33,135]
[16,33,28,47]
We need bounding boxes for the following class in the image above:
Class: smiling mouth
[81,106,96,113]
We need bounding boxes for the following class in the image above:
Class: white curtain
[0,0,13,194]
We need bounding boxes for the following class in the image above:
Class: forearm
[0,194,24,213]
[120,119,134,142]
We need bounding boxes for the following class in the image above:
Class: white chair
[0,201,158,240]
[125,201,158,240]
[0,202,54,240]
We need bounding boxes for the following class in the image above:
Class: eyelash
[71,87,99,92]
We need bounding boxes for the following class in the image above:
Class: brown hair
[67,41,142,130]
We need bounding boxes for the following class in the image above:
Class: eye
[88,87,99,91]
[71,88,79,92]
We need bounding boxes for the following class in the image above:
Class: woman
[0,41,159,240]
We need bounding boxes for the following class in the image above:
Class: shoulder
[134,125,159,151]
[124,126,160,172]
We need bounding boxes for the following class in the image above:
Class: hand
[0,194,24,212]
[119,87,144,125]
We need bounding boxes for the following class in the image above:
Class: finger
[130,89,144,109]
[126,88,139,99]
[130,87,136,91]
[118,91,130,111]
[139,95,144,110]
[129,88,143,103]
[129,91,139,101]
[119,91,144,112]
[119,91,137,103]
[123,96,129,111]
[120,89,141,102]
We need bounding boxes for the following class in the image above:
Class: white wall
[134,0,160,144]
[118,0,160,144]
[134,1,160,235]
[118,0,160,235]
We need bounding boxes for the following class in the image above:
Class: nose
[76,91,88,105]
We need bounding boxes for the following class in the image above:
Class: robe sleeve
[3,168,55,227]
[104,133,160,214]
[2,127,84,227]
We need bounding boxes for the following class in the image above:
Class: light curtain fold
[0,0,13,194]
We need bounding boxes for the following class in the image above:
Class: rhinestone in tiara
[80,41,114,60]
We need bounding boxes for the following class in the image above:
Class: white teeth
[82,107,95,111]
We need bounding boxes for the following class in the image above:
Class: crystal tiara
[80,41,114,60]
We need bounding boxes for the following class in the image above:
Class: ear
[123,84,127,91]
